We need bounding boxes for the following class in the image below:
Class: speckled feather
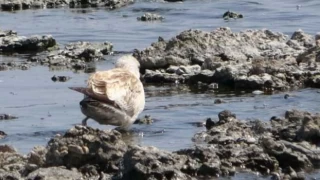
[70,55,145,128]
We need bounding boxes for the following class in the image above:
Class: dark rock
[29,41,113,71]
[205,118,215,130]
[223,10,243,19]
[271,109,320,143]
[0,0,69,10]
[0,29,57,53]
[214,98,225,104]
[120,145,194,180]
[0,113,18,120]
[69,0,134,9]
[46,0,70,8]
[45,125,127,174]
[164,0,183,2]
[261,137,312,170]
[137,13,164,21]
[0,130,7,139]
[218,110,236,122]
[296,46,320,67]
[51,75,71,82]
[134,115,153,124]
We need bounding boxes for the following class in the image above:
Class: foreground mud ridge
[1,109,319,180]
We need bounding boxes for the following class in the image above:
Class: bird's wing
[87,68,145,118]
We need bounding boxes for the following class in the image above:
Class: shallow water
[1,0,320,179]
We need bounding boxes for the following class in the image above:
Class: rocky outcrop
[0,29,57,54]
[134,27,320,91]
[29,41,113,71]
[0,0,132,10]
[0,0,48,10]
[44,125,127,175]
[190,109,320,179]
[1,110,319,179]
[0,145,28,179]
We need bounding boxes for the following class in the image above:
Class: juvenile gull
[69,55,145,129]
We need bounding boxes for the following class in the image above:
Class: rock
[164,0,183,2]
[188,115,279,176]
[296,46,320,67]
[213,98,225,104]
[29,41,113,70]
[134,115,153,124]
[260,137,312,170]
[46,0,70,8]
[218,110,236,122]
[290,29,315,48]
[0,109,320,179]
[45,125,127,174]
[0,29,57,53]
[0,0,131,10]
[26,167,83,180]
[51,75,71,82]
[143,69,186,83]
[192,109,320,178]
[0,113,18,120]
[223,10,243,19]
[0,0,69,10]
[205,118,216,130]
[0,130,7,139]
[137,13,164,21]
[69,0,134,9]
[0,145,28,176]
[134,28,298,70]
[134,27,320,91]
[0,171,22,180]
[120,145,194,180]
[271,109,320,143]
[28,146,47,167]
[176,65,201,75]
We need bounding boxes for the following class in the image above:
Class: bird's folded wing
[87,69,145,117]
[68,87,121,110]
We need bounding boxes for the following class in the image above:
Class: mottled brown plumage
[70,55,145,128]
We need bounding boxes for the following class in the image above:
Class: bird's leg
[82,117,89,126]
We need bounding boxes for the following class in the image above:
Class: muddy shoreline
[1,109,319,179]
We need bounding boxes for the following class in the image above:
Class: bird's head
[115,55,141,78]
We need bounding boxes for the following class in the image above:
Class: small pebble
[252,90,264,95]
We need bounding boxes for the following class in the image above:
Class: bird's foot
[82,117,89,126]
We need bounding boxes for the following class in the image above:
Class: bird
[69,55,145,129]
